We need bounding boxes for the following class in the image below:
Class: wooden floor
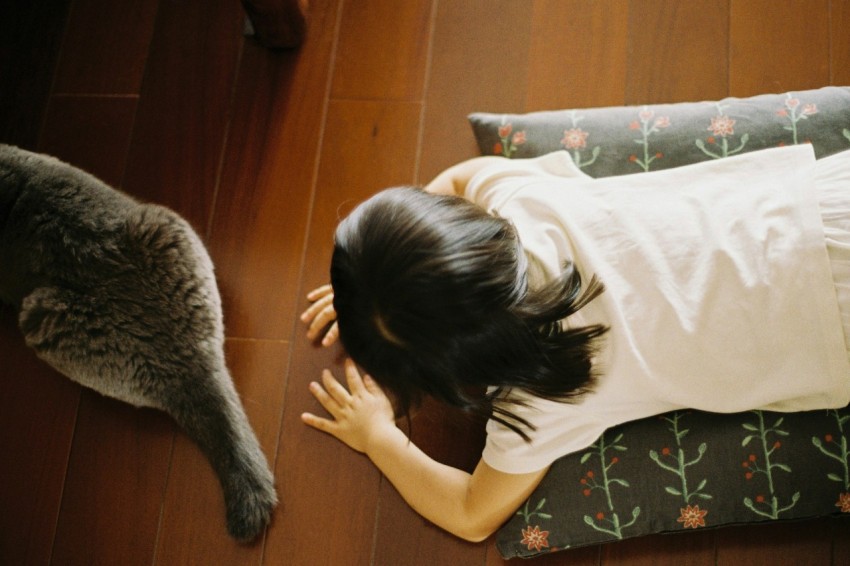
[1,0,850,564]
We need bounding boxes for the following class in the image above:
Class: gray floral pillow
[469,86,850,179]
[468,86,850,559]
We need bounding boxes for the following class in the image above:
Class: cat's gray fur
[0,144,277,541]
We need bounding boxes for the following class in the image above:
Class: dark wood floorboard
[625,0,729,104]
[0,0,71,149]
[50,394,174,566]
[833,0,850,86]
[51,0,159,95]
[714,520,834,565]
[120,0,243,231]
[525,0,629,111]
[39,96,138,187]
[207,0,339,340]
[729,0,832,96]
[2,1,850,564]
[0,309,79,566]
[418,0,533,184]
[330,0,433,101]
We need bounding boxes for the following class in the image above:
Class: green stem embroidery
[741,411,798,519]
[580,432,640,539]
[812,409,850,489]
[649,412,711,504]
[516,497,552,524]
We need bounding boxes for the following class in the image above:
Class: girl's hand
[301,284,339,346]
[301,359,396,454]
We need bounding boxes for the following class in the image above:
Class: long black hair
[331,187,607,440]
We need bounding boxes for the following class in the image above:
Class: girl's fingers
[308,379,340,416]
[307,304,336,339]
[301,293,333,323]
[322,322,339,347]
[362,372,381,395]
[344,358,364,394]
[306,284,333,301]
[322,369,352,405]
[301,412,339,437]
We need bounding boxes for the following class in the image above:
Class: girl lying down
[300,145,850,542]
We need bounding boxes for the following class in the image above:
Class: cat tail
[166,366,278,542]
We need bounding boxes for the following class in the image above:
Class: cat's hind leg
[19,286,162,408]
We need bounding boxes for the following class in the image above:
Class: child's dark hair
[331,187,607,440]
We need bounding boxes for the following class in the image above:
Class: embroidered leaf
[580,452,592,464]
[665,486,682,496]
[742,423,758,432]
[774,463,792,473]
[696,479,708,491]
[742,435,754,447]
[828,473,844,483]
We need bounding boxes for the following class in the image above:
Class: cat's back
[0,144,136,234]
[0,145,139,304]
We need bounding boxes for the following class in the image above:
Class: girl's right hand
[301,284,339,347]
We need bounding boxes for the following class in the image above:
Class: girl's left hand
[301,359,396,454]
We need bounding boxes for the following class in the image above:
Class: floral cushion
[468,86,850,559]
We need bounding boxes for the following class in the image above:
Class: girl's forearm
[365,426,486,541]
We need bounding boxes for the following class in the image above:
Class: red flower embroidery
[654,116,671,128]
[561,128,589,149]
[639,109,654,122]
[521,525,550,551]
[802,103,818,116]
[512,131,527,145]
[676,504,708,529]
[785,97,800,109]
[493,142,503,155]
[836,493,850,513]
[629,120,641,130]
[708,115,736,137]
[498,124,513,138]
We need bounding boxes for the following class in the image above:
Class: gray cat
[0,144,277,541]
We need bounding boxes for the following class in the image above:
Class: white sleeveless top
[466,146,850,474]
